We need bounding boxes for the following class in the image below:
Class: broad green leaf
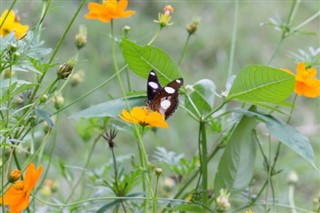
[122,38,182,85]
[227,65,295,104]
[185,79,216,116]
[71,95,146,119]
[175,204,205,212]
[214,107,257,196]
[233,108,316,168]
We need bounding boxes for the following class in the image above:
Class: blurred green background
[1,0,319,211]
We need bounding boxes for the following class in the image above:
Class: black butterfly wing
[147,70,162,101]
[149,78,184,119]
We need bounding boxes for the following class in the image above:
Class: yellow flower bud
[9,169,21,183]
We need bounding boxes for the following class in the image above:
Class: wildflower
[119,106,168,128]
[0,9,29,39]
[0,163,43,213]
[8,169,21,183]
[85,0,135,23]
[283,62,320,98]
[154,5,174,28]
[216,189,231,212]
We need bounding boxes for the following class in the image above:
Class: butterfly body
[146,70,183,119]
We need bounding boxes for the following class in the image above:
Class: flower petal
[24,163,43,193]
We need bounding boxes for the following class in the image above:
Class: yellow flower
[283,62,320,98]
[0,9,29,39]
[0,163,43,213]
[85,0,135,23]
[119,106,169,128]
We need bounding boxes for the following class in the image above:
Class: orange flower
[0,163,43,213]
[0,9,29,39]
[85,0,135,23]
[119,106,169,128]
[283,62,320,98]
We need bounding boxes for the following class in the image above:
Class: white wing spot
[160,100,171,110]
[164,87,175,94]
[176,79,181,84]
[150,71,156,76]
[148,82,159,89]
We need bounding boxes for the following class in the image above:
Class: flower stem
[148,26,162,45]
[288,183,297,213]
[290,10,320,33]
[110,20,150,210]
[178,34,191,65]
[153,174,160,213]
[199,120,208,208]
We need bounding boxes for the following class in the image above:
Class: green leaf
[175,204,205,212]
[71,95,146,119]
[185,79,216,116]
[122,38,182,85]
[233,108,316,168]
[214,107,257,196]
[227,65,295,104]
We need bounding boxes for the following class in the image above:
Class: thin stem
[288,184,297,213]
[290,10,320,33]
[227,0,239,78]
[153,174,160,213]
[199,120,208,208]
[110,20,150,211]
[178,34,191,65]
[0,0,17,29]
[148,26,162,45]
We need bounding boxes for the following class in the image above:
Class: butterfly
[146,70,184,119]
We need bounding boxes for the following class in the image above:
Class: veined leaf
[71,94,146,119]
[185,79,216,117]
[227,65,295,104]
[233,108,316,168]
[214,107,257,196]
[122,38,182,85]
